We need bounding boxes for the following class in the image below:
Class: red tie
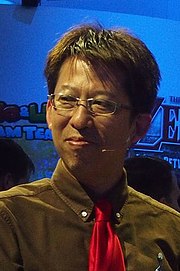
[89,200,126,271]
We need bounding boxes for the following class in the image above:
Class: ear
[130,113,152,144]
[46,100,53,130]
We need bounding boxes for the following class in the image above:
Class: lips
[65,136,96,147]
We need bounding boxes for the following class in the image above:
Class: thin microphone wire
[101,149,115,152]
[101,136,130,153]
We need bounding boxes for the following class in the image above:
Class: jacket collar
[51,159,128,223]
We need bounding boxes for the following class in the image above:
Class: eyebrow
[61,84,77,90]
[57,84,117,98]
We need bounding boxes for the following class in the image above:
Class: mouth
[65,136,96,148]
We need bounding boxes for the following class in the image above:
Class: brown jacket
[0,159,179,270]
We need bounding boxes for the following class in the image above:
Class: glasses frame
[47,93,132,116]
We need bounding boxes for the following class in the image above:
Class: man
[0,138,35,190]
[124,156,180,212]
[0,23,179,270]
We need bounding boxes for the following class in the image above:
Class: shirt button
[81,211,88,218]
[116,212,121,219]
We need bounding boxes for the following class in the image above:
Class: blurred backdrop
[0,0,179,180]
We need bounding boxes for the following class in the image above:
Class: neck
[62,159,124,195]
[83,172,123,196]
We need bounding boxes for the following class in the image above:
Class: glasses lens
[52,94,118,116]
[55,94,77,110]
[90,99,115,114]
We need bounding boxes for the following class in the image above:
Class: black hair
[0,138,35,184]
[124,156,172,201]
[44,23,161,114]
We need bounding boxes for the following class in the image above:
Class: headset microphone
[101,149,115,153]
[126,136,130,144]
[102,136,131,153]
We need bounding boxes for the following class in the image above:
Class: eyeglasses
[47,93,132,116]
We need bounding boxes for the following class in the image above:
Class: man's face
[46,58,142,177]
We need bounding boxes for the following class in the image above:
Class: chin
[63,151,97,172]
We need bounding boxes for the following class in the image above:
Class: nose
[69,104,93,130]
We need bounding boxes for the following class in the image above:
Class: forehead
[55,57,127,98]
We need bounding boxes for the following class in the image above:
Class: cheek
[51,113,69,130]
[50,115,69,143]
[96,116,130,145]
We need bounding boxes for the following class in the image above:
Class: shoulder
[0,179,54,232]
[127,185,180,220]
[0,178,52,201]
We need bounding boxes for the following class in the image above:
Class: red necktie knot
[95,200,112,222]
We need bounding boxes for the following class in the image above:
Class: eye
[91,99,115,113]
[56,95,77,109]
[58,95,76,102]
